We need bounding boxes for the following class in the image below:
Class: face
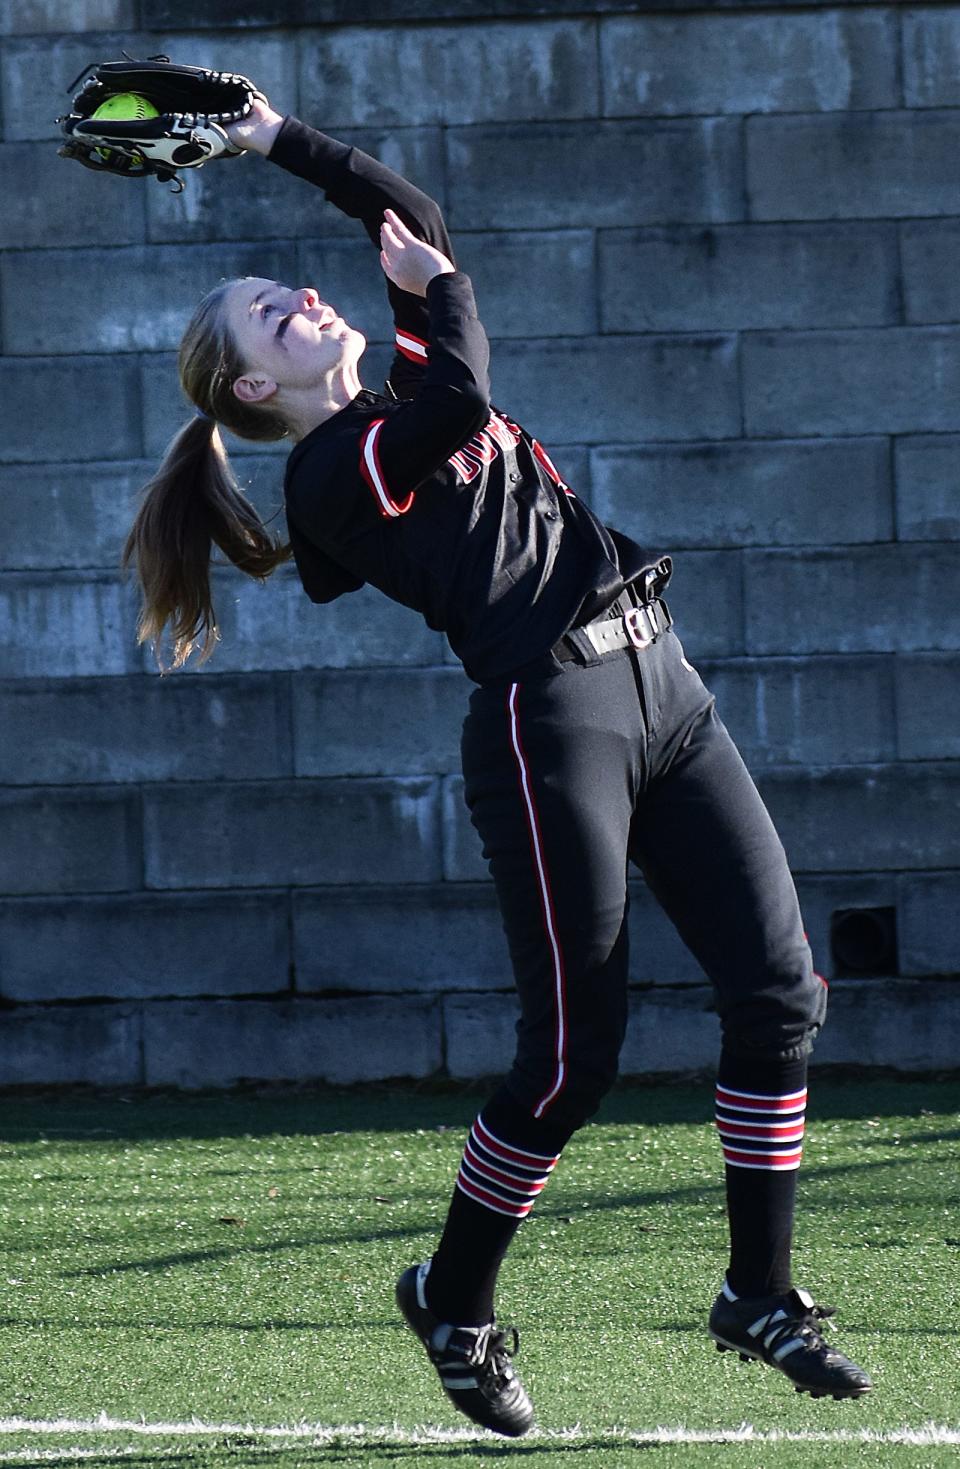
[224,277,365,403]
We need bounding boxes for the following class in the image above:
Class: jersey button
[509,473,521,483]
[544,510,558,520]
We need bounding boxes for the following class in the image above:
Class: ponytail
[122,415,291,670]
[123,278,293,671]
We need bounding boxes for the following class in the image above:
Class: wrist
[248,109,286,156]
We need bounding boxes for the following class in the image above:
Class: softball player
[125,95,872,1435]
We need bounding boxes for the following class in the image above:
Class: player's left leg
[626,631,872,1400]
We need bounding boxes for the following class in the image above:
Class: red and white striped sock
[455,1115,560,1219]
[716,1053,808,1298]
[424,1091,570,1326]
[715,1083,807,1172]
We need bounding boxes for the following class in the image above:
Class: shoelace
[441,1324,520,1382]
[759,1300,836,1358]
[474,1326,521,1393]
[486,1326,520,1373]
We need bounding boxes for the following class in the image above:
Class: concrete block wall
[2,1,958,1087]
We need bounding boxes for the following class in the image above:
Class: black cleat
[709,1282,873,1400]
[396,1263,534,1437]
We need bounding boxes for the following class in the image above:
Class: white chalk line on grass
[0,1417,959,1453]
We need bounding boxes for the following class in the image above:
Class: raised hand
[379,208,455,297]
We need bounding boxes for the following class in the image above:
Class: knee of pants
[556,1056,622,1132]
[720,968,829,1063]
[508,1042,622,1135]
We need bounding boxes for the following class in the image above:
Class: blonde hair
[122,280,293,670]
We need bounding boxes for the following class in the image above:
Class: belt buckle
[624,604,654,650]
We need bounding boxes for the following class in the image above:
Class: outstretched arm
[226,99,452,396]
[229,101,491,512]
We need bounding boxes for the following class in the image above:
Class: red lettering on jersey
[465,431,498,467]
[446,414,575,496]
[446,412,518,484]
[448,447,482,483]
[487,414,522,453]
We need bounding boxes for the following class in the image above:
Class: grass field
[0,1077,957,1467]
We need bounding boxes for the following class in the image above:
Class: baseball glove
[57,54,266,188]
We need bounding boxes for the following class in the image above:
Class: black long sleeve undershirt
[268,116,460,400]
[269,117,492,503]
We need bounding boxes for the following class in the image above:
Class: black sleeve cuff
[426,270,479,319]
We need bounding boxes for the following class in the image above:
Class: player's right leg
[395,1261,533,1437]
[396,651,643,1435]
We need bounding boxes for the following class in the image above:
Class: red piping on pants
[507,682,567,1119]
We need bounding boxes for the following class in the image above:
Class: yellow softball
[90,93,159,165]
[91,92,160,122]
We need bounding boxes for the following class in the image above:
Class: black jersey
[270,118,670,684]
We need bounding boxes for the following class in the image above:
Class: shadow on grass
[199,1446,655,1463]
[0,1075,956,1147]
[51,1124,957,1282]
[856,1127,960,1147]
[4,1305,957,1341]
[0,1441,665,1468]
[634,1316,960,1339]
[0,1087,482,1146]
[0,1458,199,1469]
[0,1315,400,1333]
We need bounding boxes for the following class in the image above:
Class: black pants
[461,628,827,1134]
